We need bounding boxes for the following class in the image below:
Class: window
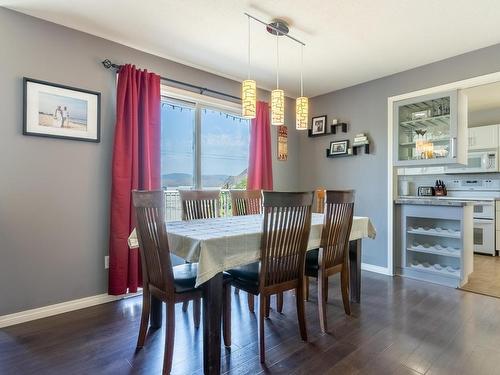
[160,86,250,219]
[161,99,195,189]
[201,108,249,189]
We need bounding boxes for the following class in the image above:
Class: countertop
[395,197,475,206]
[398,195,495,202]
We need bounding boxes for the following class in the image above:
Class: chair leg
[303,276,309,302]
[247,293,255,313]
[318,275,328,333]
[182,260,190,312]
[234,287,240,295]
[265,295,270,318]
[340,264,351,316]
[136,286,151,349]
[324,277,329,303]
[259,294,267,363]
[277,292,283,313]
[193,297,201,328]
[163,302,175,375]
[222,285,232,347]
[295,286,308,341]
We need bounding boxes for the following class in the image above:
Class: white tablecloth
[128,213,376,287]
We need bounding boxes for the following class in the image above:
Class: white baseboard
[0,292,139,328]
[361,262,392,276]
[0,264,391,328]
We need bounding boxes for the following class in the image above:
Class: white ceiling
[3,0,500,97]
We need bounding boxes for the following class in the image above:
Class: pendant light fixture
[296,45,308,130]
[271,34,285,125]
[242,15,256,119]
[243,13,306,127]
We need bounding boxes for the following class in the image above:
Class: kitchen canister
[400,180,411,196]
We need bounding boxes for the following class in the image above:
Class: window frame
[161,85,245,190]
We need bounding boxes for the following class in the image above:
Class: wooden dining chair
[304,188,326,301]
[229,189,263,312]
[227,191,313,363]
[178,190,220,314]
[304,190,354,333]
[132,190,231,374]
[230,189,262,216]
[314,188,326,214]
[179,189,220,220]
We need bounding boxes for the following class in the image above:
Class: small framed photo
[23,77,101,142]
[330,140,349,156]
[309,115,327,137]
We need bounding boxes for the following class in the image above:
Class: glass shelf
[394,91,459,165]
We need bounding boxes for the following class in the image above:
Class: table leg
[349,239,362,303]
[203,272,223,375]
[150,295,163,329]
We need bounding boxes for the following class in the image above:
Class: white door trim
[387,70,500,276]
[361,262,392,276]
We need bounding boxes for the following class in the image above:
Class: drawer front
[496,230,500,250]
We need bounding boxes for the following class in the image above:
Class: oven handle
[474,218,494,224]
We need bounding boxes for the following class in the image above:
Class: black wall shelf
[353,143,370,155]
[308,122,348,138]
[331,123,348,134]
[326,149,351,158]
[325,143,370,158]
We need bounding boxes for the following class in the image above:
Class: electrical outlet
[104,256,109,269]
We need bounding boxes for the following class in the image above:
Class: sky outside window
[161,101,250,189]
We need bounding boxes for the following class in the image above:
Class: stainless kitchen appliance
[447,179,500,256]
[417,186,435,196]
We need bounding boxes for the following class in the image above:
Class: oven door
[473,218,495,255]
[473,202,495,219]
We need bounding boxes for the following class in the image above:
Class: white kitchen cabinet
[393,90,468,167]
[469,125,498,151]
[399,166,446,176]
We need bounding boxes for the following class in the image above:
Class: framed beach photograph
[330,140,349,155]
[23,78,101,142]
[308,115,327,137]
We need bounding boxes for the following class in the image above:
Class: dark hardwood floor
[2,271,500,375]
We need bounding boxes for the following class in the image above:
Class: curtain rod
[101,59,241,101]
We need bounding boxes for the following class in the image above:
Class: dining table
[128,213,376,375]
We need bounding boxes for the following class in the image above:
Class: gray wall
[469,107,500,127]
[301,43,500,268]
[0,8,299,316]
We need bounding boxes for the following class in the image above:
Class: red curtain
[247,101,273,190]
[109,64,161,295]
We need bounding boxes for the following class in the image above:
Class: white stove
[445,179,500,255]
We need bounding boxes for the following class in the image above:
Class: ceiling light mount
[244,13,305,46]
[266,19,289,37]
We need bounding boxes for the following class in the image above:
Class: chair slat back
[315,188,326,214]
[132,190,174,293]
[259,191,313,288]
[179,190,220,220]
[320,190,355,269]
[230,190,262,216]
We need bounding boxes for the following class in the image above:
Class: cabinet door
[469,125,498,151]
[393,90,467,166]
[468,127,476,149]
